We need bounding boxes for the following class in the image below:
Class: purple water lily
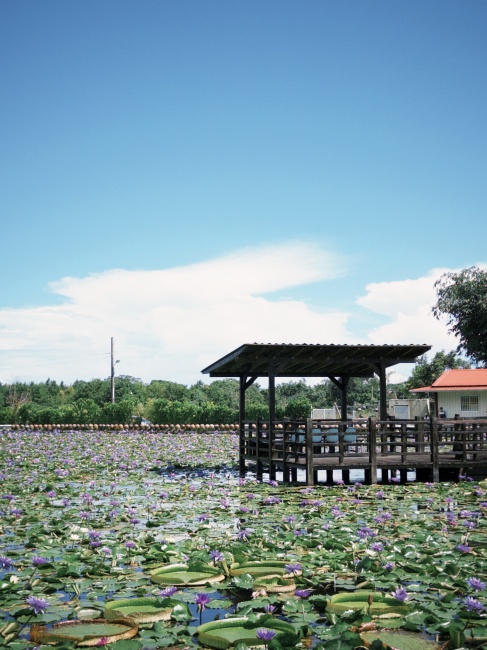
[195,593,211,611]
[210,550,224,563]
[467,577,486,592]
[0,556,15,570]
[26,595,49,615]
[456,544,472,553]
[284,562,302,575]
[160,586,179,597]
[391,587,408,601]
[464,596,485,613]
[256,628,276,642]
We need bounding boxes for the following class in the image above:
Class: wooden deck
[240,417,487,484]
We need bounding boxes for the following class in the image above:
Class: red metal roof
[411,368,487,392]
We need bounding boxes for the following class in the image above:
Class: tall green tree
[404,350,470,391]
[433,266,487,366]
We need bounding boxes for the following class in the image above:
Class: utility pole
[110,338,120,404]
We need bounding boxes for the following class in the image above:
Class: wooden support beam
[305,417,314,486]
[373,362,388,421]
[369,418,378,484]
[431,418,439,482]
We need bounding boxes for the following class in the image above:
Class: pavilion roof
[201,343,431,379]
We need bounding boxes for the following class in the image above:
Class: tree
[284,396,312,419]
[433,266,487,366]
[405,350,470,391]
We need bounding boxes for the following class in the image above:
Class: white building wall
[438,391,487,418]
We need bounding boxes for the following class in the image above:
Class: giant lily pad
[361,629,443,649]
[196,616,299,649]
[229,561,300,578]
[326,591,410,616]
[150,562,225,586]
[30,618,138,646]
[105,596,189,623]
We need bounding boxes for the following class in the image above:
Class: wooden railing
[239,417,487,484]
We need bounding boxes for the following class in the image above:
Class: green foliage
[284,397,312,419]
[405,350,470,391]
[100,399,136,424]
[433,266,487,366]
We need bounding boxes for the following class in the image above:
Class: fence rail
[240,417,487,485]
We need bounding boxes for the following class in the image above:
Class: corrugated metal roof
[201,342,431,378]
[411,368,487,392]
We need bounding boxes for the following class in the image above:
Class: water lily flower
[464,596,485,613]
[391,587,408,601]
[238,528,251,540]
[456,544,472,553]
[26,595,49,615]
[284,562,302,574]
[0,556,15,570]
[195,593,211,611]
[32,556,49,566]
[160,586,179,597]
[295,589,312,598]
[467,577,486,592]
[210,550,224,563]
[256,628,276,642]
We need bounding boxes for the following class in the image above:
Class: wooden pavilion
[202,343,487,485]
[202,342,431,422]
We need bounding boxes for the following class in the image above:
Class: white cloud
[357,268,462,383]
[1,248,481,387]
[0,242,351,385]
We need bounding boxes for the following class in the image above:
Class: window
[460,395,479,412]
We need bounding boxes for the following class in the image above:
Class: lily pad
[326,591,410,616]
[229,561,300,578]
[150,563,225,586]
[30,618,138,646]
[361,629,443,649]
[196,616,298,649]
[105,596,179,623]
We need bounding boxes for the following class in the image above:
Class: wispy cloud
[0,242,351,384]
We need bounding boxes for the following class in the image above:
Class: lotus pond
[1,428,487,650]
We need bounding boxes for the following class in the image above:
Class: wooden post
[239,376,246,475]
[401,423,407,465]
[256,417,262,479]
[431,417,439,482]
[268,374,276,481]
[369,418,377,484]
[306,417,314,486]
[340,377,349,422]
[282,424,288,484]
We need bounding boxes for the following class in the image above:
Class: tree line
[0,350,467,425]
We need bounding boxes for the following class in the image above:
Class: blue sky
[1,1,486,385]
